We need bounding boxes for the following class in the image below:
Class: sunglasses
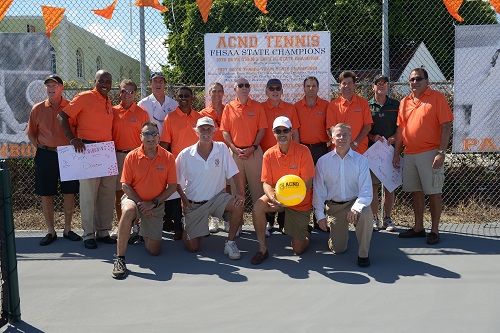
[141,131,159,137]
[273,128,291,134]
[409,77,425,82]
[178,94,191,99]
[121,89,135,94]
[268,86,282,91]
[237,83,250,88]
[375,82,387,87]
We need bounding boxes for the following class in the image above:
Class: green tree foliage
[161,0,497,85]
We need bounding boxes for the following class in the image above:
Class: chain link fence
[0,0,498,231]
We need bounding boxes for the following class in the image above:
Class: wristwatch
[152,198,159,208]
[352,141,359,148]
[437,149,446,155]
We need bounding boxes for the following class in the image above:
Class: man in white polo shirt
[176,117,245,259]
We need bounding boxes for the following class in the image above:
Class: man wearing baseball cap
[26,74,81,246]
[251,116,314,264]
[176,117,245,259]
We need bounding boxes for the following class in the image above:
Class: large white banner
[453,25,500,152]
[204,31,331,106]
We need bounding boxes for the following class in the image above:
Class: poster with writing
[57,141,118,181]
[363,140,402,193]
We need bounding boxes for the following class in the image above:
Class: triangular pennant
[135,0,168,12]
[254,0,268,14]
[196,0,213,23]
[0,0,14,22]
[490,0,500,14]
[41,6,66,38]
[93,0,118,20]
[442,0,464,22]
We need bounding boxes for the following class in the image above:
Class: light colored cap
[272,116,292,130]
[196,117,215,127]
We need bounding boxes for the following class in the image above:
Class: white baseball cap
[272,116,292,130]
[196,117,215,127]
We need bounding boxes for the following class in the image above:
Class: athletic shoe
[110,226,119,240]
[235,225,242,238]
[128,225,140,244]
[112,256,127,279]
[372,216,382,231]
[224,240,241,260]
[223,220,230,232]
[209,217,219,233]
[383,217,396,232]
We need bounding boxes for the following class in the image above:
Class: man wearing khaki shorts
[111,122,177,279]
[393,68,453,245]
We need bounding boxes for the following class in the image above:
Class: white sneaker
[224,240,241,260]
[373,216,382,231]
[223,220,230,232]
[110,226,119,240]
[235,225,242,238]
[383,217,396,232]
[209,217,219,233]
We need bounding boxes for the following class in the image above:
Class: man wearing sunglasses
[112,122,177,279]
[111,79,150,241]
[160,86,202,240]
[58,70,116,249]
[368,74,399,232]
[250,116,314,264]
[393,68,453,245]
[137,72,178,137]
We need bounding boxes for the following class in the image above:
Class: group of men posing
[26,66,453,279]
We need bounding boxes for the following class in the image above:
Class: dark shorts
[34,147,79,196]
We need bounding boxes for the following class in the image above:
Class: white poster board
[57,141,118,181]
[204,31,331,105]
[363,140,402,193]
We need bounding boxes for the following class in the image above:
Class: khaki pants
[325,199,372,258]
[79,175,117,240]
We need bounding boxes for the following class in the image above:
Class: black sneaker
[63,230,82,241]
[112,257,127,279]
[357,256,370,267]
[84,239,97,249]
[96,235,117,244]
[39,233,57,246]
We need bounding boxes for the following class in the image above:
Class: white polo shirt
[137,93,178,136]
[176,141,239,202]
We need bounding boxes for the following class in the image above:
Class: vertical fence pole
[140,6,147,98]
[382,0,390,79]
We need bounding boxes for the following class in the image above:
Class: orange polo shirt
[262,140,315,211]
[112,102,150,150]
[326,94,373,154]
[397,87,454,154]
[160,107,202,158]
[200,105,225,144]
[26,98,76,147]
[63,88,113,142]
[260,99,300,152]
[220,97,268,147]
[121,145,176,201]
[294,96,329,145]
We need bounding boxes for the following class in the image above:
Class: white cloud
[87,23,125,47]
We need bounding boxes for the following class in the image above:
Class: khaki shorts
[184,192,232,240]
[115,152,128,191]
[370,170,381,185]
[402,149,444,195]
[283,208,311,241]
[121,195,165,240]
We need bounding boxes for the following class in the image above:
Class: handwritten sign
[363,140,403,193]
[57,141,118,181]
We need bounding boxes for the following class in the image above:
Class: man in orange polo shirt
[57,70,116,250]
[160,86,202,240]
[251,116,315,265]
[393,68,453,245]
[221,78,267,219]
[326,71,373,154]
[112,79,149,224]
[26,74,80,246]
[112,122,177,279]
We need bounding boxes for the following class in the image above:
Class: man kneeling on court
[176,117,245,259]
[251,116,315,265]
[112,122,177,279]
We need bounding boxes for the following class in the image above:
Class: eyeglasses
[97,79,112,84]
[268,86,282,91]
[177,94,191,99]
[237,83,250,88]
[409,77,425,82]
[141,131,159,137]
[121,89,135,94]
[375,82,387,86]
[273,128,291,134]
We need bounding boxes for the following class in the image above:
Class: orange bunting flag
[254,0,268,14]
[93,0,118,20]
[0,0,14,22]
[490,0,500,14]
[134,0,168,12]
[196,0,213,23]
[442,0,464,22]
[41,6,66,38]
